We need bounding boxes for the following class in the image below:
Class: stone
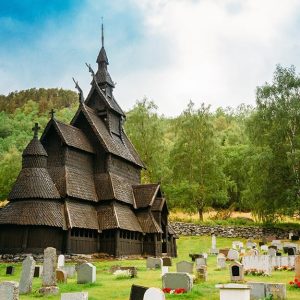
[0,281,19,300]
[242,255,272,275]
[271,240,283,250]
[189,253,203,261]
[60,265,76,278]
[217,255,226,270]
[176,261,194,274]
[129,284,148,300]
[287,247,296,256]
[232,241,244,250]
[61,292,88,300]
[292,235,299,241]
[260,245,268,252]
[161,266,169,276]
[34,265,43,278]
[143,287,165,300]
[195,265,207,282]
[246,241,257,249]
[56,269,67,283]
[19,256,36,294]
[268,248,277,257]
[215,283,250,300]
[295,255,300,280]
[247,282,266,300]
[162,257,172,266]
[42,247,57,286]
[230,262,244,282]
[119,267,137,278]
[219,248,230,257]
[210,234,219,254]
[146,257,163,269]
[195,257,207,267]
[265,283,286,299]
[6,266,15,275]
[227,249,239,261]
[39,247,59,296]
[77,263,96,284]
[57,254,65,268]
[162,272,193,291]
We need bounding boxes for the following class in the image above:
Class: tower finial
[32,123,40,138]
[49,108,55,119]
[101,17,104,47]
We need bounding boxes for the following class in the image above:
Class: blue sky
[1,0,300,116]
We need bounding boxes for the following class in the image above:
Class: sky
[1,0,300,116]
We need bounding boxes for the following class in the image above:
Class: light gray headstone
[230,262,244,282]
[60,265,76,278]
[227,249,239,261]
[77,263,96,284]
[268,248,276,257]
[61,292,88,300]
[162,272,193,291]
[42,247,57,287]
[265,283,286,299]
[57,254,65,268]
[195,265,207,282]
[161,266,169,276]
[176,261,194,274]
[143,287,165,300]
[217,256,226,269]
[247,282,266,300]
[260,245,268,252]
[146,257,163,269]
[19,256,36,294]
[0,281,19,300]
[195,257,207,267]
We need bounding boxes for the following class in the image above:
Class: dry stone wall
[170,222,293,239]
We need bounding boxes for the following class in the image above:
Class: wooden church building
[0,26,177,257]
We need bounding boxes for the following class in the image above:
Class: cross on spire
[49,108,55,119]
[32,123,40,138]
[101,17,104,47]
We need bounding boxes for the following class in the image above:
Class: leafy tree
[168,101,229,220]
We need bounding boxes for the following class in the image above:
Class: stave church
[0,26,177,257]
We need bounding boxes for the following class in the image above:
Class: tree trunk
[198,208,204,221]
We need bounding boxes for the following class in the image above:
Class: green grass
[1,236,300,299]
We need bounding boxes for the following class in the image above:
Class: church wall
[109,113,120,135]
[65,148,93,173]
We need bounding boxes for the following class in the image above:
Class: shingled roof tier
[0,200,66,228]
[9,168,60,200]
[65,200,99,230]
[133,184,160,208]
[97,202,143,232]
[136,210,163,233]
[23,137,48,157]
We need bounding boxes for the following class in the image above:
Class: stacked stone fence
[170,222,294,240]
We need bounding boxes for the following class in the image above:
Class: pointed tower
[95,22,115,98]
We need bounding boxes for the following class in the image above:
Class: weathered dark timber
[0,26,177,257]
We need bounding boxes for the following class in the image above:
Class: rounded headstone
[143,287,165,300]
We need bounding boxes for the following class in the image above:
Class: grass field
[1,236,300,299]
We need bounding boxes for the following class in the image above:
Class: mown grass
[1,236,300,299]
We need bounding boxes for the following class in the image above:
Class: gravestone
[289,232,293,240]
[217,254,226,269]
[246,240,256,249]
[219,248,230,257]
[215,284,250,300]
[162,257,172,266]
[77,263,96,284]
[265,283,286,299]
[56,269,67,283]
[268,248,277,257]
[161,266,169,276]
[0,281,19,300]
[176,261,194,274]
[292,235,299,241]
[143,287,165,300]
[19,256,36,294]
[6,266,15,275]
[162,272,193,291]
[202,252,208,259]
[129,284,148,300]
[39,247,59,295]
[261,245,268,252]
[34,265,43,278]
[227,249,239,261]
[247,282,266,300]
[146,257,163,269]
[232,241,244,250]
[195,265,207,282]
[61,292,88,300]
[287,247,296,256]
[57,254,65,269]
[60,265,76,278]
[210,234,219,254]
[189,254,203,261]
[295,255,300,280]
[272,240,283,251]
[195,257,207,267]
[230,262,244,282]
[119,266,137,278]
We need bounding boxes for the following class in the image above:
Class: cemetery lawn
[1,236,300,299]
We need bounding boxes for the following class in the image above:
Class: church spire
[95,20,115,89]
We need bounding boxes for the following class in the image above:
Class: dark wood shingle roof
[133,184,160,208]
[136,210,162,233]
[23,138,48,157]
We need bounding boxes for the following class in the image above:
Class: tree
[125,98,168,183]
[168,101,229,220]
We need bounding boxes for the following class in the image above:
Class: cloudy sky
[1,0,300,116]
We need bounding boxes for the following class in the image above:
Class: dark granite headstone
[259,242,265,246]
[34,265,43,278]
[6,266,15,275]
[292,236,299,241]
[189,254,203,262]
[287,247,296,256]
[269,245,277,250]
[283,247,289,254]
[276,252,282,256]
[232,265,240,276]
[129,284,148,300]
[162,257,172,266]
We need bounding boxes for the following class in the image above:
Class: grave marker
[6,266,15,275]
[129,284,148,300]
[0,281,19,300]
[176,261,194,274]
[162,272,193,291]
[230,262,244,282]
[61,292,88,300]
[146,257,163,269]
[19,256,35,294]
[227,249,239,261]
[77,263,96,284]
[143,287,165,300]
